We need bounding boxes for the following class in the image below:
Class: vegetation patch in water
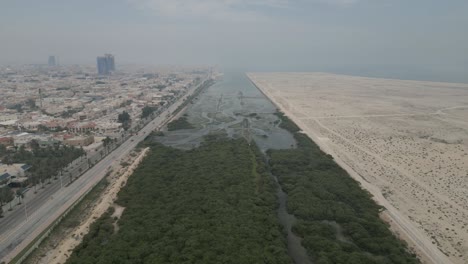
[167,116,195,131]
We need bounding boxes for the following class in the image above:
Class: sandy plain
[248,72,468,264]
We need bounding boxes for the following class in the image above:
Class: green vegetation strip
[67,138,291,264]
[167,116,194,131]
[1,145,85,204]
[267,112,419,264]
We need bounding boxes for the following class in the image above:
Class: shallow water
[154,72,296,151]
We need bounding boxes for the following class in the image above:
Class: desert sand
[248,72,468,264]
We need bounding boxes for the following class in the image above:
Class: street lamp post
[59,169,63,188]
[23,200,28,221]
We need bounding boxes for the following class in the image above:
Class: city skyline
[0,0,467,83]
[97,54,116,75]
[48,56,56,67]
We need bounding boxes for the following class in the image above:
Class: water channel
[151,72,312,264]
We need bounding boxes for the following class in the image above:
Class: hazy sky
[1,0,467,81]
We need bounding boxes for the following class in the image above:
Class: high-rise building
[97,56,108,75]
[105,54,115,71]
[96,54,115,75]
[48,56,56,67]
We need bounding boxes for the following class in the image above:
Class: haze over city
[1,0,468,82]
[1,1,468,264]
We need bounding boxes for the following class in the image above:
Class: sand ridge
[248,72,468,264]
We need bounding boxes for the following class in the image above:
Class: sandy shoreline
[248,72,468,264]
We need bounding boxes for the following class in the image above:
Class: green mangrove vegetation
[267,112,419,264]
[67,137,291,264]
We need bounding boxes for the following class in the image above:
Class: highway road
[0,77,210,263]
[0,139,118,237]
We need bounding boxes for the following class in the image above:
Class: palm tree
[102,137,112,154]
[32,176,38,193]
[3,155,13,166]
